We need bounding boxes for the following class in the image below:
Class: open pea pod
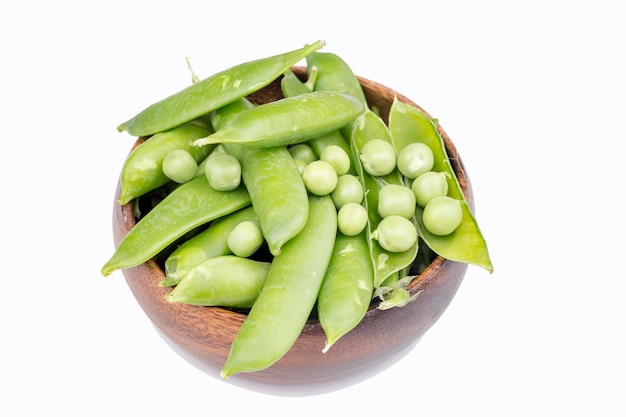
[388,98,493,272]
[351,109,419,288]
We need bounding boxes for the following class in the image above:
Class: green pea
[118,121,213,205]
[194,91,364,148]
[412,171,449,208]
[227,220,264,258]
[372,215,418,253]
[377,183,417,219]
[101,175,251,276]
[317,231,374,352]
[161,206,258,287]
[162,149,198,184]
[422,196,463,236]
[337,202,368,236]
[330,174,364,209]
[302,160,338,196]
[359,138,397,176]
[320,144,351,175]
[205,153,242,191]
[118,40,326,136]
[221,195,337,378]
[166,255,270,308]
[288,143,318,164]
[396,142,434,179]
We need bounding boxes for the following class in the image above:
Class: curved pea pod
[221,195,337,378]
[351,109,419,288]
[165,255,270,308]
[211,99,310,256]
[306,51,368,107]
[317,231,374,352]
[160,205,259,287]
[118,121,214,205]
[194,91,364,148]
[118,40,326,136]
[101,175,251,276]
[388,98,493,272]
[280,69,354,168]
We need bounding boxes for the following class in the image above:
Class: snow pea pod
[118,120,214,205]
[221,195,337,378]
[317,231,374,352]
[101,175,251,276]
[351,109,419,288]
[166,255,270,308]
[211,99,310,256]
[118,40,326,137]
[160,205,259,287]
[388,98,493,272]
[194,91,364,148]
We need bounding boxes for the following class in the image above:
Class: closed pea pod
[118,40,326,136]
[221,195,337,378]
[194,91,364,148]
[166,255,270,308]
[317,231,374,352]
[161,205,259,287]
[210,98,309,256]
[388,98,493,272]
[101,175,251,276]
[118,120,213,205]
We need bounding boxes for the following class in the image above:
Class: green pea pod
[388,98,493,272]
[118,121,214,205]
[166,255,270,308]
[118,40,326,136]
[351,109,419,288]
[101,175,251,276]
[306,51,368,107]
[161,205,259,287]
[317,231,374,352]
[211,99,310,256]
[221,195,337,378]
[194,91,364,148]
[280,69,354,167]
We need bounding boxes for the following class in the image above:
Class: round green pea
[396,142,434,179]
[289,143,318,164]
[337,203,368,236]
[227,221,264,257]
[205,154,242,191]
[330,174,364,209]
[302,160,338,196]
[162,149,198,184]
[320,144,351,175]
[422,196,463,236]
[412,171,449,207]
[372,215,417,252]
[359,139,397,176]
[377,184,417,219]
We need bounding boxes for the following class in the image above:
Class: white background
[2,0,624,415]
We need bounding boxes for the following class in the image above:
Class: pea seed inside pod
[302,160,338,196]
[396,142,434,179]
[359,138,397,176]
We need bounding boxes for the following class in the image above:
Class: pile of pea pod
[101,40,493,378]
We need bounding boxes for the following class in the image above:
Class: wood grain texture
[111,67,472,383]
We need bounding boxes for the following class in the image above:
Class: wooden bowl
[111,67,473,384]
